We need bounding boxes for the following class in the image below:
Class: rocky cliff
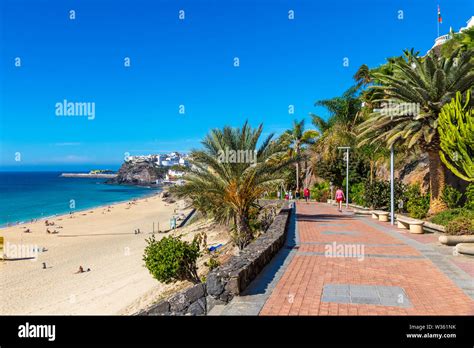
[377,151,467,193]
[106,161,166,185]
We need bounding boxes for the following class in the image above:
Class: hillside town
[124,152,190,183]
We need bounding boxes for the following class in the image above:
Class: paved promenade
[210,202,474,315]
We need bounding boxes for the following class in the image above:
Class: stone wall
[137,203,292,316]
[138,283,207,316]
[205,204,291,310]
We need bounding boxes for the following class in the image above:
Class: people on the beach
[335,187,345,212]
[75,266,91,274]
[304,187,310,203]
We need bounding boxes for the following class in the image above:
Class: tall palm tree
[311,86,361,132]
[172,122,291,249]
[310,86,362,160]
[354,64,371,89]
[358,48,474,214]
[280,119,319,194]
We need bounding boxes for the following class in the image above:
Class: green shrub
[350,182,366,206]
[405,184,430,219]
[364,180,406,210]
[431,208,474,227]
[445,216,474,235]
[364,180,387,209]
[465,183,474,210]
[311,182,330,202]
[204,255,220,271]
[143,235,202,284]
[441,185,462,209]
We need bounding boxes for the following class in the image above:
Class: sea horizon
[0,171,160,226]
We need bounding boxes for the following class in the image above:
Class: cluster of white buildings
[126,152,189,167]
[125,152,190,181]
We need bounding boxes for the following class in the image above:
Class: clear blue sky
[1,0,472,170]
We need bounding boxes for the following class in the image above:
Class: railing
[433,34,450,46]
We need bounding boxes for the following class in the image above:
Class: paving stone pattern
[259,202,474,315]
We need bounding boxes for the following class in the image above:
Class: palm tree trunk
[295,162,300,194]
[427,150,448,215]
[235,213,251,250]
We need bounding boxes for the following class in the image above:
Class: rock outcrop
[107,161,165,185]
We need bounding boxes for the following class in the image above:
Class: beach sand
[0,194,202,315]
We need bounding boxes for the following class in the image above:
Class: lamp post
[390,111,395,225]
[337,146,350,209]
[390,144,394,225]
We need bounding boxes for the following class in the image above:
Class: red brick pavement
[260,202,474,315]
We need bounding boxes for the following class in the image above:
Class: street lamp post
[338,146,350,209]
[390,112,395,225]
[390,145,394,225]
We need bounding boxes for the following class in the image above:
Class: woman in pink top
[335,187,345,212]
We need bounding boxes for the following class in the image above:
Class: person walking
[335,187,345,212]
[303,187,310,203]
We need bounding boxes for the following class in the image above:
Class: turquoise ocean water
[0,172,160,226]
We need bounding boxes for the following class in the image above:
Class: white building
[431,16,474,49]
[168,169,185,178]
[125,152,189,168]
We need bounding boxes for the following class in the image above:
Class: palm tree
[310,86,362,160]
[311,86,361,132]
[358,48,474,214]
[172,122,291,249]
[280,119,319,195]
[354,64,371,89]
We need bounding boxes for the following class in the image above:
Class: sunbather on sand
[75,266,90,273]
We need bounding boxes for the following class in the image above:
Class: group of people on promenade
[277,187,346,212]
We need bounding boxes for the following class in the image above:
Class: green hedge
[431,208,474,227]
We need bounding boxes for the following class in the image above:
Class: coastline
[0,193,193,315]
[60,173,118,179]
[0,186,162,229]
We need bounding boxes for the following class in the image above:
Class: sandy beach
[0,194,206,315]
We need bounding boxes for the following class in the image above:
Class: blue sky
[1,0,472,170]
